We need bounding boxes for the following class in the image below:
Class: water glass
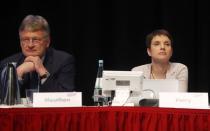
[25,89,38,106]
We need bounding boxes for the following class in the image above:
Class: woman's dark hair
[146,29,173,48]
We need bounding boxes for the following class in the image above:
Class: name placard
[33,92,82,107]
[111,89,130,106]
[159,92,209,109]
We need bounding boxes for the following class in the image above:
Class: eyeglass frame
[20,36,48,45]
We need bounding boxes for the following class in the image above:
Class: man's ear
[147,48,151,56]
[46,37,51,47]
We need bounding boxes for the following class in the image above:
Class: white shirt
[132,62,188,92]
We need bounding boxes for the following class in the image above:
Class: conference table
[0,106,210,131]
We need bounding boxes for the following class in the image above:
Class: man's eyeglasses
[20,37,46,45]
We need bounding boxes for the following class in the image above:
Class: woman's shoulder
[170,62,188,69]
[170,62,188,72]
[131,64,151,71]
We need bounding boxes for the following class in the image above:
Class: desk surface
[0,107,210,131]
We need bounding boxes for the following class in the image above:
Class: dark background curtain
[1,0,209,105]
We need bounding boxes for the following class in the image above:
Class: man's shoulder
[51,48,73,58]
[47,48,74,62]
[0,53,23,69]
[0,53,22,64]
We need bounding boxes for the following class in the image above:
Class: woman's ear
[147,48,151,56]
[171,47,173,57]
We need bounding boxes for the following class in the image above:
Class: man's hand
[17,62,35,79]
[24,56,48,76]
[17,56,48,79]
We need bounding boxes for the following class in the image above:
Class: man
[0,15,75,97]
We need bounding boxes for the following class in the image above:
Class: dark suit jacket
[0,47,75,97]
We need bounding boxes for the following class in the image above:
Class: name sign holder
[33,92,82,107]
[159,92,209,109]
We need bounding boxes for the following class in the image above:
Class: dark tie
[30,71,38,89]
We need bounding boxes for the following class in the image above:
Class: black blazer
[0,47,75,97]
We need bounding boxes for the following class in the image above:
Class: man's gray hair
[19,15,50,36]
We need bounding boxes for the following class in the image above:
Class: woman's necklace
[150,67,167,79]
[151,70,156,79]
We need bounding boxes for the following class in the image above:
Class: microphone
[139,98,159,107]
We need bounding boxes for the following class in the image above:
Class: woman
[132,29,188,92]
